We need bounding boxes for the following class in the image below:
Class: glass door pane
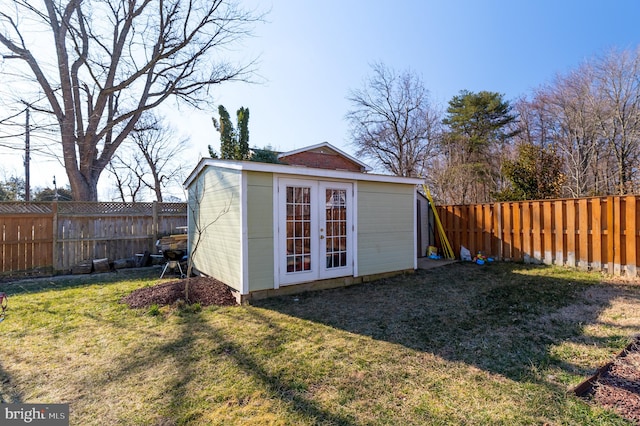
[286,186,312,273]
[278,179,351,286]
[325,189,348,269]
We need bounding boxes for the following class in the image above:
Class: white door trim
[274,177,355,287]
[276,178,319,286]
[318,181,354,280]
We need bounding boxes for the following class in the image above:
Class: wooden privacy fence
[0,202,187,274]
[437,196,640,276]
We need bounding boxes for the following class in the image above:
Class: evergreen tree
[207,145,219,159]
[250,145,280,163]
[495,143,565,201]
[217,105,236,160]
[438,90,518,203]
[33,187,74,201]
[443,90,517,158]
[0,176,26,201]
[212,105,250,160]
[236,107,250,160]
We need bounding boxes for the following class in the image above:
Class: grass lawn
[1,262,639,425]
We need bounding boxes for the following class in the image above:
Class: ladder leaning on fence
[422,185,455,260]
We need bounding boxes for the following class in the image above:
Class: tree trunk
[66,165,99,201]
[152,170,163,202]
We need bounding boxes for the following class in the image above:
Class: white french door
[277,179,353,285]
[319,182,353,279]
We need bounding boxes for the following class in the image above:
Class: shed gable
[278,142,370,172]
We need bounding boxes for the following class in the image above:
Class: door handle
[320,235,325,239]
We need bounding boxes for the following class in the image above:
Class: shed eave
[184,158,423,189]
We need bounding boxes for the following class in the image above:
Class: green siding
[189,167,242,291]
[189,166,416,294]
[246,171,274,291]
[357,181,415,275]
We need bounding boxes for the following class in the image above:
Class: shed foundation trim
[231,269,415,304]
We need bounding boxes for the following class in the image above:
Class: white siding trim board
[272,174,280,290]
[413,190,418,270]
[240,171,249,295]
[352,181,359,278]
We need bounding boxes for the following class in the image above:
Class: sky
[2,0,640,200]
[188,0,640,153]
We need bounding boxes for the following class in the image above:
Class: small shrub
[147,304,160,316]
[174,299,201,315]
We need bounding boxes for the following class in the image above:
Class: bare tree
[534,70,601,197]
[107,151,145,202]
[107,116,190,202]
[513,48,640,198]
[592,47,640,194]
[0,0,262,201]
[346,63,441,177]
[511,94,557,149]
[129,114,190,201]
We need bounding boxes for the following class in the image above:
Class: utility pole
[24,108,30,201]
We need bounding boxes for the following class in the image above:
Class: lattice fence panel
[0,201,187,274]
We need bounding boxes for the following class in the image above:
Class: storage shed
[184,143,423,302]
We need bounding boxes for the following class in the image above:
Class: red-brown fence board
[578,199,589,269]
[543,202,553,264]
[512,203,521,261]
[436,195,640,277]
[625,196,637,276]
[591,198,602,270]
[0,213,53,273]
[503,203,513,260]
[554,201,564,266]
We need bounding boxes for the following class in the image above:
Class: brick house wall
[279,150,365,172]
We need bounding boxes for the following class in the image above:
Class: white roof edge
[183,158,423,188]
[277,142,373,172]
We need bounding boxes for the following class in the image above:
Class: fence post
[554,200,564,266]
[52,201,58,271]
[591,198,602,271]
[613,196,622,275]
[578,198,589,270]
[625,196,636,277]
[566,199,576,267]
[605,196,613,273]
[543,201,553,265]
[496,202,503,260]
[152,201,159,238]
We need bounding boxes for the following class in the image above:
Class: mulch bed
[575,336,640,424]
[121,276,238,308]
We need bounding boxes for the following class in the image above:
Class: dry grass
[0,263,639,425]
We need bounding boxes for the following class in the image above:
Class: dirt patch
[121,276,238,308]
[575,336,640,424]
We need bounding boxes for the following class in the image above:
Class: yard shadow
[0,361,23,403]
[87,308,357,425]
[0,268,161,296]
[254,262,640,383]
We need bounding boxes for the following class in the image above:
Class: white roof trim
[184,158,423,188]
[277,142,372,172]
